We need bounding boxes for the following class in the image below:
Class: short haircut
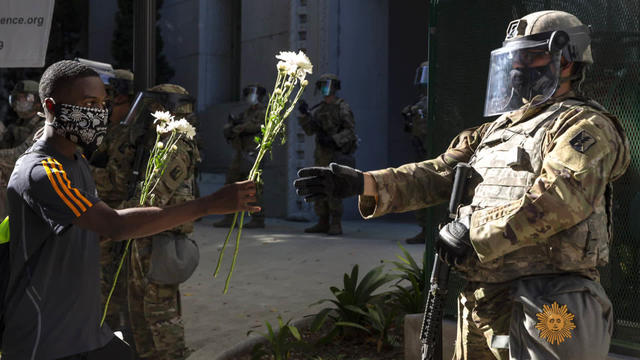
[39,60,99,101]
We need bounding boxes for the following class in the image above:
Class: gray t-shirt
[3,140,113,359]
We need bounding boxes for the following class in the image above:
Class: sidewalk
[181,216,424,357]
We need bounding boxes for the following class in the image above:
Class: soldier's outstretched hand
[294,163,364,202]
[207,180,261,214]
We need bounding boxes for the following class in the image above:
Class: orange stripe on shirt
[41,160,81,217]
[46,159,87,212]
[51,158,93,208]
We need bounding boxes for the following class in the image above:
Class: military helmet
[12,80,39,95]
[9,80,40,112]
[504,10,592,64]
[109,69,134,97]
[483,11,591,117]
[149,83,194,115]
[316,73,341,96]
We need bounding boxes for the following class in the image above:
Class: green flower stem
[101,129,183,327]
[214,75,308,293]
[213,211,239,277]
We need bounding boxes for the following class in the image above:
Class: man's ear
[44,98,56,114]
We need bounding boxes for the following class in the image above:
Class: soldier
[0,80,44,219]
[401,61,430,244]
[89,69,136,338]
[297,73,357,235]
[213,84,267,228]
[127,83,199,360]
[295,11,629,360]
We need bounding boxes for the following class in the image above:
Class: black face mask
[509,65,557,102]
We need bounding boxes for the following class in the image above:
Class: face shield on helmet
[483,30,572,117]
[242,85,266,105]
[122,91,196,127]
[316,79,337,96]
[414,63,429,96]
[9,92,37,114]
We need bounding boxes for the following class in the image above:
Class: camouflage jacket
[0,115,42,149]
[90,123,136,208]
[298,98,357,154]
[129,136,201,234]
[360,95,630,282]
[224,104,266,153]
[0,115,45,187]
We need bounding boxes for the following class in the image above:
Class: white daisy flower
[151,110,174,124]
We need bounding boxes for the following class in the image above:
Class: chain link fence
[428,0,640,354]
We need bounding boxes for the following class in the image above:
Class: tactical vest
[457,99,614,283]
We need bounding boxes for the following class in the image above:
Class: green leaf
[335,321,370,333]
[288,325,301,341]
[254,136,261,144]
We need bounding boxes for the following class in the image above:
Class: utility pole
[133,0,156,92]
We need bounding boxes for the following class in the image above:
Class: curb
[187,316,315,360]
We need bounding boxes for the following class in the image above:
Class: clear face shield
[123,91,195,126]
[316,80,335,96]
[414,64,429,97]
[483,31,569,117]
[242,86,264,105]
[9,92,37,115]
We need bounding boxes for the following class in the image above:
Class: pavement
[181,215,425,358]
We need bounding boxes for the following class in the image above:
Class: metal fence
[426,0,640,355]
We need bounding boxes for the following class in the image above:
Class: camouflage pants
[129,236,188,360]
[454,282,511,360]
[100,238,130,331]
[454,276,612,360]
[313,146,344,219]
[227,151,264,220]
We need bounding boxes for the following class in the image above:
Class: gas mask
[47,100,109,152]
[242,85,266,105]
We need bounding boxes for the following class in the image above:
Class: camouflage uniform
[402,95,429,243]
[90,122,136,333]
[298,97,356,233]
[0,114,44,219]
[359,94,630,359]
[128,84,200,360]
[214,103,266,227]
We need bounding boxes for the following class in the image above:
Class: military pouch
[147,233,199,285]
[508,275,612,360]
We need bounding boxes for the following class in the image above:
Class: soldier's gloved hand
[294,163,364,202]
[436,216,472,265]
[298,100,310,115]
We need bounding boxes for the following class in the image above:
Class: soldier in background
[89,69,136,339]
[128,83,199,360]
[0,80,44,219]
[297,73,357,236]
[401,61,430,244]
[213,84,267,228]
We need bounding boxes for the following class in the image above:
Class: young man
[295,11,629,360]
[4,60,258,359]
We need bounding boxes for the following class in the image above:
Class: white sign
[0,0,55,68]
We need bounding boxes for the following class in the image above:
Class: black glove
[436,216,472,265]
[298,100,310,115]
[293,163,364,202]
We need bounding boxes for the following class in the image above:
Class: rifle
[420,162,472,360]
[127,115,154,200]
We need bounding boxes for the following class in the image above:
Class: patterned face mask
[49,103,109,150]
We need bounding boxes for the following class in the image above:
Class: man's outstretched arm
[75,180,259,241]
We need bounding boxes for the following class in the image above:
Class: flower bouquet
[214,51,313,293]
[101,110,196,325]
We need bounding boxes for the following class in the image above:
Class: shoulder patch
[569,130,596,153]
